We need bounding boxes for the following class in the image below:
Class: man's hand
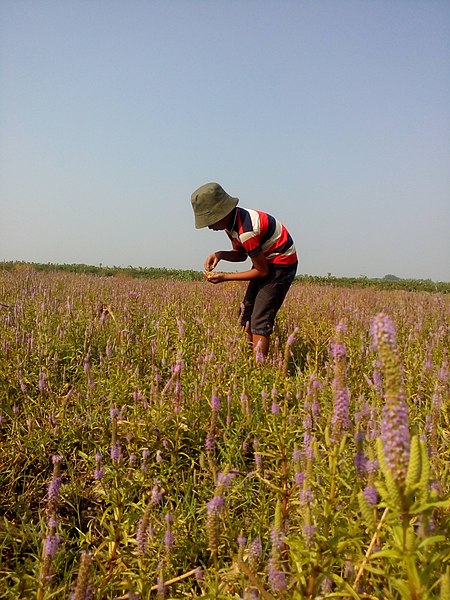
[203,271,226,284]
[204,253,220,272]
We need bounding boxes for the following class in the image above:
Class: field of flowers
[0,268,449,599]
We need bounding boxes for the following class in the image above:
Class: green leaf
[418,535,447,549]
[371,549,403,560]
[328,573,361,599]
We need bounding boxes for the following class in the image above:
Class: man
[191,182,298,358]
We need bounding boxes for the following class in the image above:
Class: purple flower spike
[109,407,119,420]
[330,342,346,360]
[207,495,225,515]
[371,313,411,483]
[45,533,60,558]
[363,485,378,506]
[48,476,61,505]
[205,432,215,452]
[370,313,396,351]
[94,467,104,481]
[287,328,298,347]
[268,559,286,594]
[302,524,316,547]
[381,401,410,481]
[110,441,121,463]
[271,402,280,415]
[211,392,220,413]
[164,530,174,552]
[270,527,285,553]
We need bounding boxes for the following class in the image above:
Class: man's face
[208,214,231,231]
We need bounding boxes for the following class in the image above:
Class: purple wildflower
[206,494,225,553]
[270,527,285,553]
[136,518,150,556]
[271,402,280,415]
[268,559,286,594]
[211,392,220,413]
[240,392,250,415]
[248,536,262,571]
[366,459,379,474]
[331,387,351,433]
[39,371,47,393]
[304,431,314,461]
[372,365,383,394]
[303,413,312,430]
[292,448,302,462]
[94,466,104,480]
[156,574,167,599]
[207,495,225,515]
[344,560,355,579]
[45,533,60,558]
[93,455,104,480]
[354,450,367,477]
[261,389,268,411]
[302,524,316,547]
[363,485,378,506]
[321,577,333,593]
[109,407,119,420]
[205,432,215,452]
[254,450,263,472]
[370,313,396,350]
[330,326,351,441]
[48,476,61,506]
[295,471,305,486]
[151,483,163,506]
[255,346,265,364]
[381,401,410,481]
[217,471,235,488]
[110,441,121,463]
[312,395,320,417]
[330,342,346,360]
[371,313,411,483]
[287,328,298,347]
[354,430,367,476]
[300,487,313,506]
[164,530,174,553]
[176,318,185,336]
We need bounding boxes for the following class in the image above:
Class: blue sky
[1,0,449,280]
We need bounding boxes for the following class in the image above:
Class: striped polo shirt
[226,207,297,267]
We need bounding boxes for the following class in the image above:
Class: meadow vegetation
[0,267,449,599]
[1,261,449,293]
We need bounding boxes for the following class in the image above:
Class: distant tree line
[1,261,448,293]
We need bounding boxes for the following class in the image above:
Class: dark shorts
[240,263,297,336]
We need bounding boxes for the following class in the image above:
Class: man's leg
[249,265,297,360]
[253,333,270,357]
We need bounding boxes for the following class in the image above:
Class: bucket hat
[191,182,239,229]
